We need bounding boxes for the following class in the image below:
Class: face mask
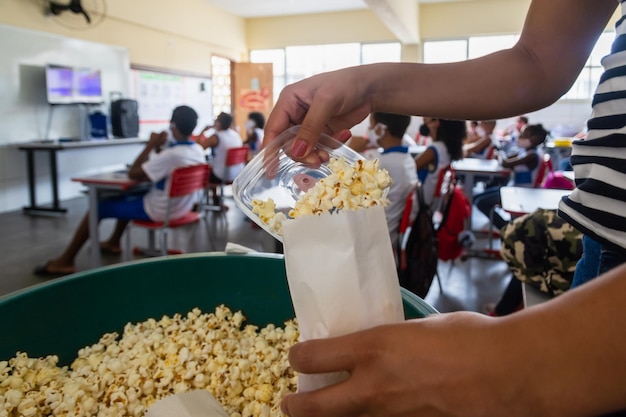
[518,137,531,148]
[419,124,430,137]
[367,123,386,147]
[245,120,256,130]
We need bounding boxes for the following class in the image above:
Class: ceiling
[202,0,448,19]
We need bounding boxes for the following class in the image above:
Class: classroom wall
[0,0,621,214]
[0,0,246,213]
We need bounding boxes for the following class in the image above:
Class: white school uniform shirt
[378,146,419,245]
[141,141,206,221]
[211,128,244,181]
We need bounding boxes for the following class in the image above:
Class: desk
[17,138,147,215]
[499,186,568,216]
[72,171,148,268]
[562,170,575,182]
[452,158,510,206]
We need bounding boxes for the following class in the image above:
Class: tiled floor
[0,189,511,314]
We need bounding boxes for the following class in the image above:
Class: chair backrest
[398,189,415,237]
[225,146,250,167]
[533,153,554,188]
[167,163,210,198]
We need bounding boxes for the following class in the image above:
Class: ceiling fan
[46,0,106,29]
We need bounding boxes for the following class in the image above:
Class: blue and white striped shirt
[559,0,626,253]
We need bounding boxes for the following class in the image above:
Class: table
[499,186,569,216]
[18,138,147,215]
[452,158,510,206]
[72,171,149,267]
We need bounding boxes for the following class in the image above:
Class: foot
[33,261,75,278]
[99,242,122,255]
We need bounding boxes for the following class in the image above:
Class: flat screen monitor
[45,65,74,104]
[45,65,103,104]
[74,68,103,104]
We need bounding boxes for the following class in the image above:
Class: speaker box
[111,99,139,138]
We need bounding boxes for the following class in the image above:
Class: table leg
[87,186,102,268]
[26,150,36,209]
[49,150,61,211]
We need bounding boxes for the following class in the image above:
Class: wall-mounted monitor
[45,65,74,104]
[45,64,103,104]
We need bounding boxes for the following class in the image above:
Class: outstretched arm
[265,0,617,159]
[282,262,626,417]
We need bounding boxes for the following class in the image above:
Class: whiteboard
[131,68,212,138]
[0,24,130,144]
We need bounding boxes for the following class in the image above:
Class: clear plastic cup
[232,126,367,241]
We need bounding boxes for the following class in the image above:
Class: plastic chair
[533,153,554,188]
[204,146,249,211]
[126,163,209,258]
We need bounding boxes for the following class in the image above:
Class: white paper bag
[282,205,405,392]
[145,390,229,417]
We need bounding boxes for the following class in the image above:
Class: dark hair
[518,116,529,124]
[170,105,198,136]
[520,123,548,146]
[248,112,265,129]
[436,119,466,161]
[216,112,233,129]
[372,112,411,138]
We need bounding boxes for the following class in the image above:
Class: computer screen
[45,65,103,104]
[74,68,103,104]
[45,65,74,104]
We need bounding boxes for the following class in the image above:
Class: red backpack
[436,182,471,261]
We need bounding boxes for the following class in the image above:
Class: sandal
[33,262,74,278]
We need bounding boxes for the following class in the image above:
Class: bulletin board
[131,66,213,138]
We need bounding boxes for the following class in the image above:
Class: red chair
[533,153,554,188]
[204,146,249,211]
[126,163,209,258]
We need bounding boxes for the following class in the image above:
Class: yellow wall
[0,0,247,75]
[421,0,530,39]
[0,0,621,72]
[245,10,397,50]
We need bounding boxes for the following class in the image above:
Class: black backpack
[397,186,439,299]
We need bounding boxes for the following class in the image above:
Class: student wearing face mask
[474,123,549,230]
[243,111,265,153]
[351,112,417,249]
[414,118,466,206]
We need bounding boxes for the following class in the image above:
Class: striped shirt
[558,0,626,253]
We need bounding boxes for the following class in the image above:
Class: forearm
[128,143,156,180]
[501,263,626,416]
[363,0,615,120]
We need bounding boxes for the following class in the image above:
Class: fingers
[281,385,357,417]
[288,337,357,375]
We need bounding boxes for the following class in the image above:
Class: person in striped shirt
[263,1,626,416]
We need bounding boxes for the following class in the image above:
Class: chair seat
[131,212,201,229]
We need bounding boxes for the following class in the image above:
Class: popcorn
[0,306,299,417]
[252,157,392,235]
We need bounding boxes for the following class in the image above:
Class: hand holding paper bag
[282,205,404,392]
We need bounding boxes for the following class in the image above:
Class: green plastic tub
[1,253,437,365]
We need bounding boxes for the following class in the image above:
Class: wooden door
[231,62,273,139]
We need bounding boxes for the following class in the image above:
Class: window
[211,55,231,117]
[562,32,613,100]
[251,42,401,101]
[423,33,613,100]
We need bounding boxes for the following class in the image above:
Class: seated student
[34,105,206,277]
[414,118,465,206]
[463,120,496,159]
[243,111,265,153]
[473,123,549,230]
[197,112,245,208]
[352,112,417,246]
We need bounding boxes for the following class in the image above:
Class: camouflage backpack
[500,208,582,295]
